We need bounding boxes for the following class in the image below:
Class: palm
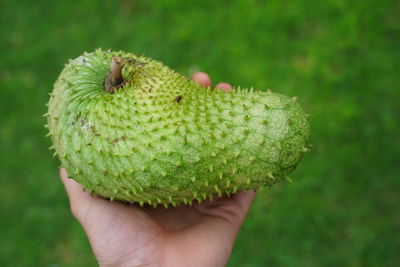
[61,169,254,267]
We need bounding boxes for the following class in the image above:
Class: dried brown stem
[104,56,125,93]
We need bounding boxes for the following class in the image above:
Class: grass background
[1,0,399,266]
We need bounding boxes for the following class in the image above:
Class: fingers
[60,168,113,223]
[192,72,232,91]
[60,168,92,206]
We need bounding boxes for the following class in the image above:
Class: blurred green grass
[1,0,399,266]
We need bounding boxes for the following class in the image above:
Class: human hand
[60,72,256,267]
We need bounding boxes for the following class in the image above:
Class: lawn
[1,0,399,266]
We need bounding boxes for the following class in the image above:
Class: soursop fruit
[46,49,310,207]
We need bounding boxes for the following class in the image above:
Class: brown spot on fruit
[112,135,127,145]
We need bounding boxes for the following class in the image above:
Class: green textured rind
[46,49,310,207]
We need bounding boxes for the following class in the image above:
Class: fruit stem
[104,56,125,93]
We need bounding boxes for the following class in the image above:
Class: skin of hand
[60,72,256,267]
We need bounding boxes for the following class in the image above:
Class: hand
[60,72,256,267]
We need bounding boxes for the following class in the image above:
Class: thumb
[59,168,127,224]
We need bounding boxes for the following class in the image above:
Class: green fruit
[46,49,310,207]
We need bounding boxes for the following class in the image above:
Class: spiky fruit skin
[47,49,310,207]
